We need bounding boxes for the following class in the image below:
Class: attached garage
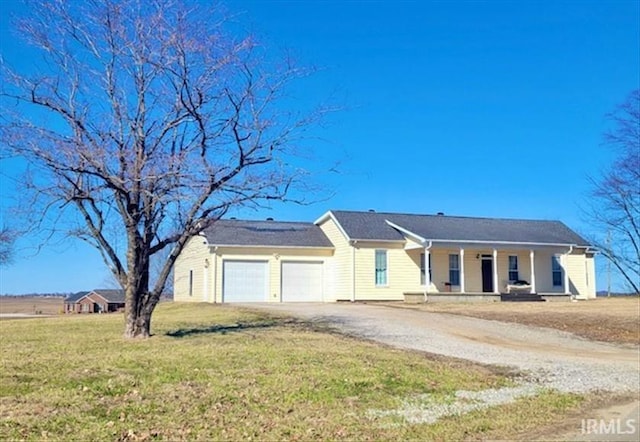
[281,261,324,302]
[174,219,334,303]
[222,260,268,302]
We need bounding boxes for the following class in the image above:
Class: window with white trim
[508,255,519,281]
[551,255,562,287]
[375,250,387,286]
[449,254,460,285]
[420,253,432,285]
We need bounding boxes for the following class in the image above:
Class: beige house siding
[566,252,596,298]
[586,255,596,298]
[534,250,565,294]
[495,250,532,291]
[427,249,458,292]
[352,242,420,301]
[174,235,210,302]
[530,249,593,297]
[459,250,481,293]
[317,218,352,301]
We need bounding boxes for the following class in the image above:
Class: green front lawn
[1,302,585,440]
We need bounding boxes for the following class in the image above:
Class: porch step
[500,293,546,302]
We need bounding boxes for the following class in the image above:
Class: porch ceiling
[424,241,576,251]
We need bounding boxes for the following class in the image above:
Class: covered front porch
[403,292,573,303]
[405,242,576,297]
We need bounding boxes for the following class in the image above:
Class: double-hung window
[449,254,460,286]
[375,250,388,286]
[551,255,562,287]
[419,253,432,285]
[508,256,519,281]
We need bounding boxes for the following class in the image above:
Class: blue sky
[0,0,638,293]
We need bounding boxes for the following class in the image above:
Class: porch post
[529,250,536,294]
[563,252,570,294]
[424,247,431,292]
[351,242,356,302]
[203,260,209,302]
[212,248,218,303]
[459,248,465,293]
[493,248,499,293]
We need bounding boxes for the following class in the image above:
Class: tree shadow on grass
[165,319,295,338]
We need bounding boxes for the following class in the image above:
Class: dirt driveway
[247,302,640,440]
[249,303,639,394]
[412,297,639,345]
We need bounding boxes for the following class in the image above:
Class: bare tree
[0,226,15,266]
[1,0,328,337]
[585,90,640,294]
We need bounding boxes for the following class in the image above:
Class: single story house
[65,289,126,313]
[173,210,596,303]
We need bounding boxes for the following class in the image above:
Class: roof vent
[368,209,375,213]
[266,217,274,221]
[230,217,237,220]
[436,212,444,216]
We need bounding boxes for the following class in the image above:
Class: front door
[481,256,493,292]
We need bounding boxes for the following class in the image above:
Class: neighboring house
[64,291,89,313]
[173,210,596,303]
[64,289,126,313]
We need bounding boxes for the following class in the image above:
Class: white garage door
[222,260,268,302]
[281,261,323,302]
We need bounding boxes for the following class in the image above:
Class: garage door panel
[282,261,323,302]
[223,260,268,303]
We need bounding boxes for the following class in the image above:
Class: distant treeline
[596,291,640,297]
[0,292,174,299]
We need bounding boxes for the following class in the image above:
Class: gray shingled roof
[329,210,590,246]
[64,289,125,304]
[92,289,125,303]
[202,219,334,248]
[65,291,89,303]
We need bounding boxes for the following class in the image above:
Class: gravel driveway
[249,303,639,394]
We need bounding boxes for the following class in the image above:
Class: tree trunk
[124,307,152,338]
[123,284,161,339]
[123,233,155,338]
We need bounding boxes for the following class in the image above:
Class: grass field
[406,297,640,345]
[2,296,638,345]
[0,296,65,315]
[0,302,597,441]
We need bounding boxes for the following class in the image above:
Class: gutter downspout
[212,246,218,303]
[565,245,573,297]
[351,240,358,302]
[423,240,433,302]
